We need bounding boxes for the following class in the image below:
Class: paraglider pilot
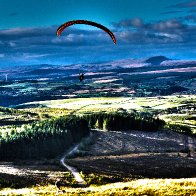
[79,73,85,82]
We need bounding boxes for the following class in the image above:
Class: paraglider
[79,73,85,82]
[56,20,117,82]
[56,20,116,44]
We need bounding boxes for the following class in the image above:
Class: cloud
[0,27,56,40]
[0,16,195,66]
[117,31,183,44]
[152,19,186,32]
[9,42,16,47]
[112,18,144,29]
[112,17,195,45]
[113,18,187,33]
[22,53,50,59]
[0,25,119,66]
[0,54,5,58]
[168,1,196,8]
[0,26,113,47]
[2,19,192,50]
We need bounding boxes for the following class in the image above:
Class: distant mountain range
[0,55,195,107]
[0,56,195,80]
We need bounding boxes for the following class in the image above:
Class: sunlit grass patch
[26,95,195,111]
[1,178,196,196]
[1,95,195,138]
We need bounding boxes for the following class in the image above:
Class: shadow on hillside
[67,153,196,178]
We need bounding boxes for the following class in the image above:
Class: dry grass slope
[1,178,196,195]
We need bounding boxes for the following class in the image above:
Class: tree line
[84,111,165,131]
[0,115,89,160]
[0,111,166,160]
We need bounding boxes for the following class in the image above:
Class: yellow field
[23,95,195,133]
[1,178,196,196]
[25,95,195,113]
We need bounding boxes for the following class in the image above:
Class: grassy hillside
[1,178,196,196]
[0,95,195,195]
[18,95,196,134]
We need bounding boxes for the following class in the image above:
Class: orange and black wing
[56,20,116,44]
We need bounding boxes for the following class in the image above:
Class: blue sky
[0,0,195,66]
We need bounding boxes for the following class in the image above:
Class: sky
[0,0,195,66]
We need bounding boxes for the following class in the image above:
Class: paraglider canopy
[56,20,116,44]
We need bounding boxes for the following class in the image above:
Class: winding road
[60,143,86,186]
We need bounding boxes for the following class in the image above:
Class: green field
[20,95,195,112]
[19,95,195,133]
[1,95,195,135]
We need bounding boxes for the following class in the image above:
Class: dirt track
[60,143,85,185]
